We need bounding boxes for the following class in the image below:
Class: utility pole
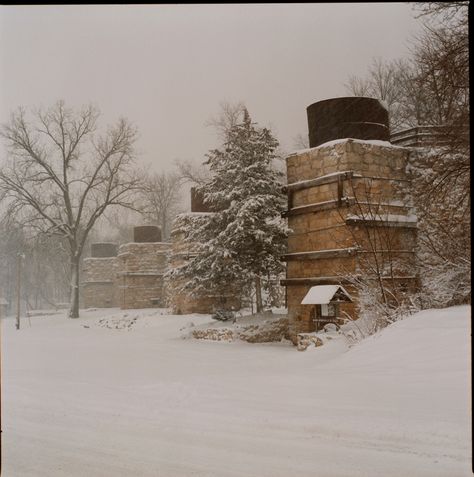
[16,252,22,330]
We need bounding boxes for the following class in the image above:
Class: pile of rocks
[191,314,290,344]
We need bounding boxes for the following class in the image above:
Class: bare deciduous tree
[345,57,408,131]
[205,100,247,143]
[345,3,469,134]
[408,2,470,306]
[0,101,140,318]
[292,133,309,150]
[174,101,250,190]
[140,170,184,241]
[174,158,210,187]
[408,27,469,128]
[414,2,469,26]
[337,177,416,308]
[343,2,470,309]
[97,207,141,245]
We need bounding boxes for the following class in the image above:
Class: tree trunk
[68,255,80,318]
[255,276,263,313]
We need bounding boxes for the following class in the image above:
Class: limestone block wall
[168,213,241,314]
[82,257,119,308]
[283,139,418,340]
[117,242,171,309]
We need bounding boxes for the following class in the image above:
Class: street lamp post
[16,253,25,330]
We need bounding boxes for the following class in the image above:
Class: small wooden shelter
[301,285,352,331]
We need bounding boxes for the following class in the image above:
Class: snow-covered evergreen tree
[171,109,288,312]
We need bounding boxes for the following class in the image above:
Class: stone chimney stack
[82,243,119,308]
[283,97,418,344]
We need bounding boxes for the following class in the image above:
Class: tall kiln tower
[282,97,418,341]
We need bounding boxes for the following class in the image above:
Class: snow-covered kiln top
[306,97,390,148]
[90,242,118,258]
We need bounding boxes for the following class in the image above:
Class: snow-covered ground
[1,306,471,476]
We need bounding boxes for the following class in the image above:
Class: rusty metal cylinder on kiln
[191,187,211,213]
[306,97,390,148]
[133,225,162,243]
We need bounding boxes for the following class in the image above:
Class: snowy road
[1,306,471,476]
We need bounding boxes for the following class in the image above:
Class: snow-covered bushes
[344,144,471,342]
[408,147,470,309]
[336,274,421,345]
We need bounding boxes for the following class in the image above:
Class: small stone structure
[282,97,418,342]
[168,191,241,314]
[117,226,171,309]
[82,243,119,308]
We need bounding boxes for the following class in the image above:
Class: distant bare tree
[345,57,407,131]
[205,100,247,143]
[292,133,309,150]
[0,213,71,313]
[0,101,140,318]
[140,171,184,240]
[345,2,469,134]
[175,101,250,188]
[97,207,141,245]
[393,3,468,131]
[344,75,371,98]
[174,158,210,187]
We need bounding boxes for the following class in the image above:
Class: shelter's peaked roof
[301,285,352,305]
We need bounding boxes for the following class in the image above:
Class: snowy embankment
[1,306,471,476]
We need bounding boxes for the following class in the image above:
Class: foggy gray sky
[0,4,423,171]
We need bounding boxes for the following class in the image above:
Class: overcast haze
[0,4,423,171]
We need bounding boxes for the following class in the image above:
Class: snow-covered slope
[1,306,470,476]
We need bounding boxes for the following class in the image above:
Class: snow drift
[1,305,471,476]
